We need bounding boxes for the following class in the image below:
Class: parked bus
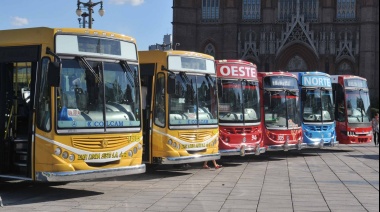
[0,27,145,182]
[139,50,220,165]
[258,72,304,151]
[331,75,372,144]
[294,72,338,148]
[216,60,265,156]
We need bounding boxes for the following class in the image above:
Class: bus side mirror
[48,61,62,87]
[167,73,176,95]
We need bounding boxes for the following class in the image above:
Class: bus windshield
[218,79,260,124]
[169,73,218,126]
[346,89,371,124]
[57,58,141,130]
[264,90,301,129]
[302,89,334,123]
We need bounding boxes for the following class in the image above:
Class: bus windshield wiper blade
[120,60,134,86]
[76,56,103,84]
[286,90,298,96]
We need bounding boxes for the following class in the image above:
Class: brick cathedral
[172,0,379,106]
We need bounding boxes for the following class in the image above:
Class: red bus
[331,75,372,144]
[216,60,265,156]
[258,72,304,151]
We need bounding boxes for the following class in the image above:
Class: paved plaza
[0,143,379,212]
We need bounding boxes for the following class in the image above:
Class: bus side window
[154,73,166,127]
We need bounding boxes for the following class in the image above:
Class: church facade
[172,0,379,106]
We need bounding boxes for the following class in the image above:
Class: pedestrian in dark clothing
[372,113,379,146]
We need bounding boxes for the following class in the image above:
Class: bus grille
[179,131,213,142]
[72,136,129,152]
[304,125,330,132]
[223,127,258,134]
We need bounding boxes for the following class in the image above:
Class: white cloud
[11,16,29,26]
[109,0,144,6]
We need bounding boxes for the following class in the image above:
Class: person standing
[372,113,379,146]
[203,160,222,169]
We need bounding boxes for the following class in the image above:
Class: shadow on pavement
[86,168,193,182]
[302,148,355,154]
[347,154,379,160]
[0,180,102,207]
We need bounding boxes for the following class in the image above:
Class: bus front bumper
[220,145,266,156]
[305,140,339,148]
[36,164,146,182]
[161,153,221,165]
[266,142,306,152]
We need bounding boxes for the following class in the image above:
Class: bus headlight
[168,139,173,146]
[128,151,133,157]
[69,154,75,162]
[62,151,69,159]
[133,147,138,154]
[172,142,177,149]
[54,147,62,156]
[138,143,142,150]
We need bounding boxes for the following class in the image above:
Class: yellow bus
[0,27,145,182]
[139,50,220,165]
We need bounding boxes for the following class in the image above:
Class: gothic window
[204,43,216,57]
[278,0,318,22]
[202,0,220,21]
[242,0,261,21]
[337,0,356,20]
[286,55,308,71]
[337,61,353,75]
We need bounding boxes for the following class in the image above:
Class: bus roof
[139,50,214,62]
[258,71,297,79]
[330,75,367,83]
[291,71,331,77]
[0,27,136,47]
[216,59,257,80]
[216,59,254,66]
[139,50,215,75]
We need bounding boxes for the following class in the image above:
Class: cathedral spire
[296,0,301,17]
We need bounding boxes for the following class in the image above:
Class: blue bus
[293,72,338,148]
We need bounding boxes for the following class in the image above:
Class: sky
[0,0,173,50]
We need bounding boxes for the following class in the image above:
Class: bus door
[0,46,39,179]
[140,63,155,163]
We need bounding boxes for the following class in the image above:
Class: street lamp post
[76,0,105,29]
[78,13,89,28]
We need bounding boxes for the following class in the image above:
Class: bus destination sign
[217,64,257,79]
[302,75,332,87]
[345,79,367,88]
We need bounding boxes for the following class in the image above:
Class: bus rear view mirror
[167,73,176,95]
[48,61,62,87]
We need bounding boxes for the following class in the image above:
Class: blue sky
[0,0,173,50]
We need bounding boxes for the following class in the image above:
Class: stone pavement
[0,143,379,212]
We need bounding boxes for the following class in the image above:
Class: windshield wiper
[120,60,134,86]
[76,56,103,84]
[358,89,366,122]
[179,72,196,105]
[205,74,213,86]
[286,90,298,96]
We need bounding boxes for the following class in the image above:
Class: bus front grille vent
[86,160,119,167]
[304,125,330,132]
[179,131,212,142]
[72,136,130,151]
